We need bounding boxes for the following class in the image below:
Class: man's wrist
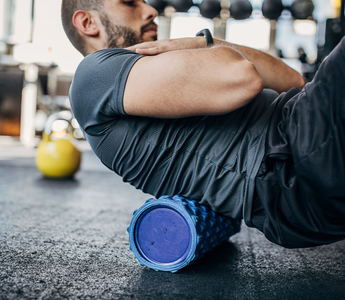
[196,29,214,46]
[195,36,208,48]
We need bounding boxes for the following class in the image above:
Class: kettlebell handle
[44,111,74,135]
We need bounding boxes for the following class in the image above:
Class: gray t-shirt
[69,48,278,225]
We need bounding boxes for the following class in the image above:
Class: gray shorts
[253,37,345,248]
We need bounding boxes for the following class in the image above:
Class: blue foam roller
[127,195,241,273]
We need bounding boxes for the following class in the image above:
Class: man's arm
[215,39,305,93]
[127,37,305,94]
[123,45,264,118]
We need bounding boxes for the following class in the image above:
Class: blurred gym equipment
[290,0,315,19]
[147,0,168,14]
[262,0,284,20]
[229,0,253,20]
[167,0,194,12]
[261,0,314,20]
[199,0,222,19]
[318,0,345,61]
[0,0,76,145]
[36,111,82,179]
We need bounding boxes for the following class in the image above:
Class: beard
[100,13,157,48]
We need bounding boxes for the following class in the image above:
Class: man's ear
[73,10,100,37]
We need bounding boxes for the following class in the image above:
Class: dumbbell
[147,0,167,14]
[167,0,194,12]
[148,0,194,14]
[290,0,314,20]
[199,0,222,19]
[262,0,314,20]
[262,0,284,20]
[229,0,253,20]
[127,195,241,272]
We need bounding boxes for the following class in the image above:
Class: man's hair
[61,0,104,56]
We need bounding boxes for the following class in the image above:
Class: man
[61,0,345,248]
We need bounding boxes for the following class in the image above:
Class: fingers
[135,47,160,55]
[133,40,178,55]
[126,37,205,55]
[134,40,166,49]
[126,41,158,52]
[126,43,162,56]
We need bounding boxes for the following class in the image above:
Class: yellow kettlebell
[36,111,82,178]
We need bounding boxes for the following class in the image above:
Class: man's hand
[126,36,207,55]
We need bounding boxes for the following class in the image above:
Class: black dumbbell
[147,0,168,14]
[290,0,314,19]
[167,0,194,12]
[262,0,284,20]
[199,0,222,19]
[229,0,253,20]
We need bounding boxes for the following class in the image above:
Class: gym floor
[1,136,344,300]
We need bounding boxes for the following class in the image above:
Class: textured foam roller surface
[127,195,241,273]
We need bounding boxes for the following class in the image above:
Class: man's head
[61,0,158,56]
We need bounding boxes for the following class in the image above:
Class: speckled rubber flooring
[1,138,344,300]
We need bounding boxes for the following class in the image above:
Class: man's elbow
[285,69,305,91]
[295,74,306,90]
[227,62,264,110]
[245,62,264,99]
[253,70,265,95]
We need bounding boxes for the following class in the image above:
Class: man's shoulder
[69,48,143,127]
[72,48,141,89]
[86,48,136,58]
[80,48,141,68]
[72,48,143,88]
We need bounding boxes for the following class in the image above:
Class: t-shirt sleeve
[69,48,143,133]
